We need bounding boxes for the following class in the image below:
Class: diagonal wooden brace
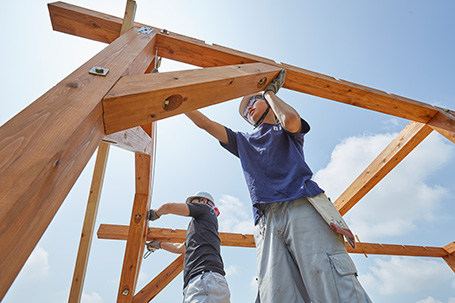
[102,63,281,134]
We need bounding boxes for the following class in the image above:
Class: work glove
[264,69,286,94]
[146,209,160,221]
[144,241,161,258]
[146,241,162,251]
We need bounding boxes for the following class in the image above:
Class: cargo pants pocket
[328,252,365,303]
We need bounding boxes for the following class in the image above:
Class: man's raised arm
[185,110,229,145]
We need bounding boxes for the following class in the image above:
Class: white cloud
[217,194,254,234]
[314,132,453,240]
[81,292,103,303]
[416,297,442,303]
[382,118,401,131]
[224,265,240,277]
[448,298,455,303]
[21,245,50,278]
[360,257,452,295]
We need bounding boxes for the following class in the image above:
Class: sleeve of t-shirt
[219,127,240,157]
[187,202,209,218]
[300,118,310,134]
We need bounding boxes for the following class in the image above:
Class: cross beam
[48,2,455,137]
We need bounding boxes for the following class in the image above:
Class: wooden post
[68,143,110,303]
[117,123,157,302]
[0,27,157,301]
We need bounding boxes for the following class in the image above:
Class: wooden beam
[133,254,184,303]
[427,108,455,144]
[334,121,433,215]
[48,2,144,44]
[120,0,137,36]
[443,241,455,273]
[346,242,447,258]
[0,27,156,300]
[99,225,450,258]
[69,142,110,303]
[103,126,152,155]
[102,63,281,134]
[280,63,439,123]
[117,123,156,302]
[48,2,455,135]
[97,225,256,248]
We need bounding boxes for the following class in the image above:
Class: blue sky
[1,1,454,302]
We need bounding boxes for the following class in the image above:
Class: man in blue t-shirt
[185,71,371,303]
[146,191,230,303]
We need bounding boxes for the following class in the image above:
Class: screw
[122,289,130,296]
[95,67,104,74]
[135,213,141,218]
[160,29,170,35]
[163,99,170,108]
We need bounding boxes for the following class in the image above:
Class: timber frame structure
[1,1,454,302]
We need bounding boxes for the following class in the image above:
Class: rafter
[427,108,455,144]
[334,121,433,215]
[103,63,281,134]
[443,241,455,273]
[0,27,157,300]
[48,2,455,135]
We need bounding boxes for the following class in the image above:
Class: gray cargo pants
[254,197,372,303]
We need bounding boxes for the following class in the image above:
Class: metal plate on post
[89,66,109,76]
[137,26,154,35]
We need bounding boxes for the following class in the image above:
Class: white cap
[185,191,215,205]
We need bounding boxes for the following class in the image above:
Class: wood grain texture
[99,225,449,258]
[103,63,281,134]
[48,2,455,133]
[69,143,110,303]
[443,242,455,273]
[133,255,184,303]
[0,27,156,300]
[334,121,433,215]
[427,109,455,144]
[103,127,152,155]
[346,242,447,258]
[117,151,154,302]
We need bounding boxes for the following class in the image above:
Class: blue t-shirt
[220,119,324,224]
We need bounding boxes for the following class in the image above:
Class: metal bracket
[89,66,109,76]
[137,26,154,35]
